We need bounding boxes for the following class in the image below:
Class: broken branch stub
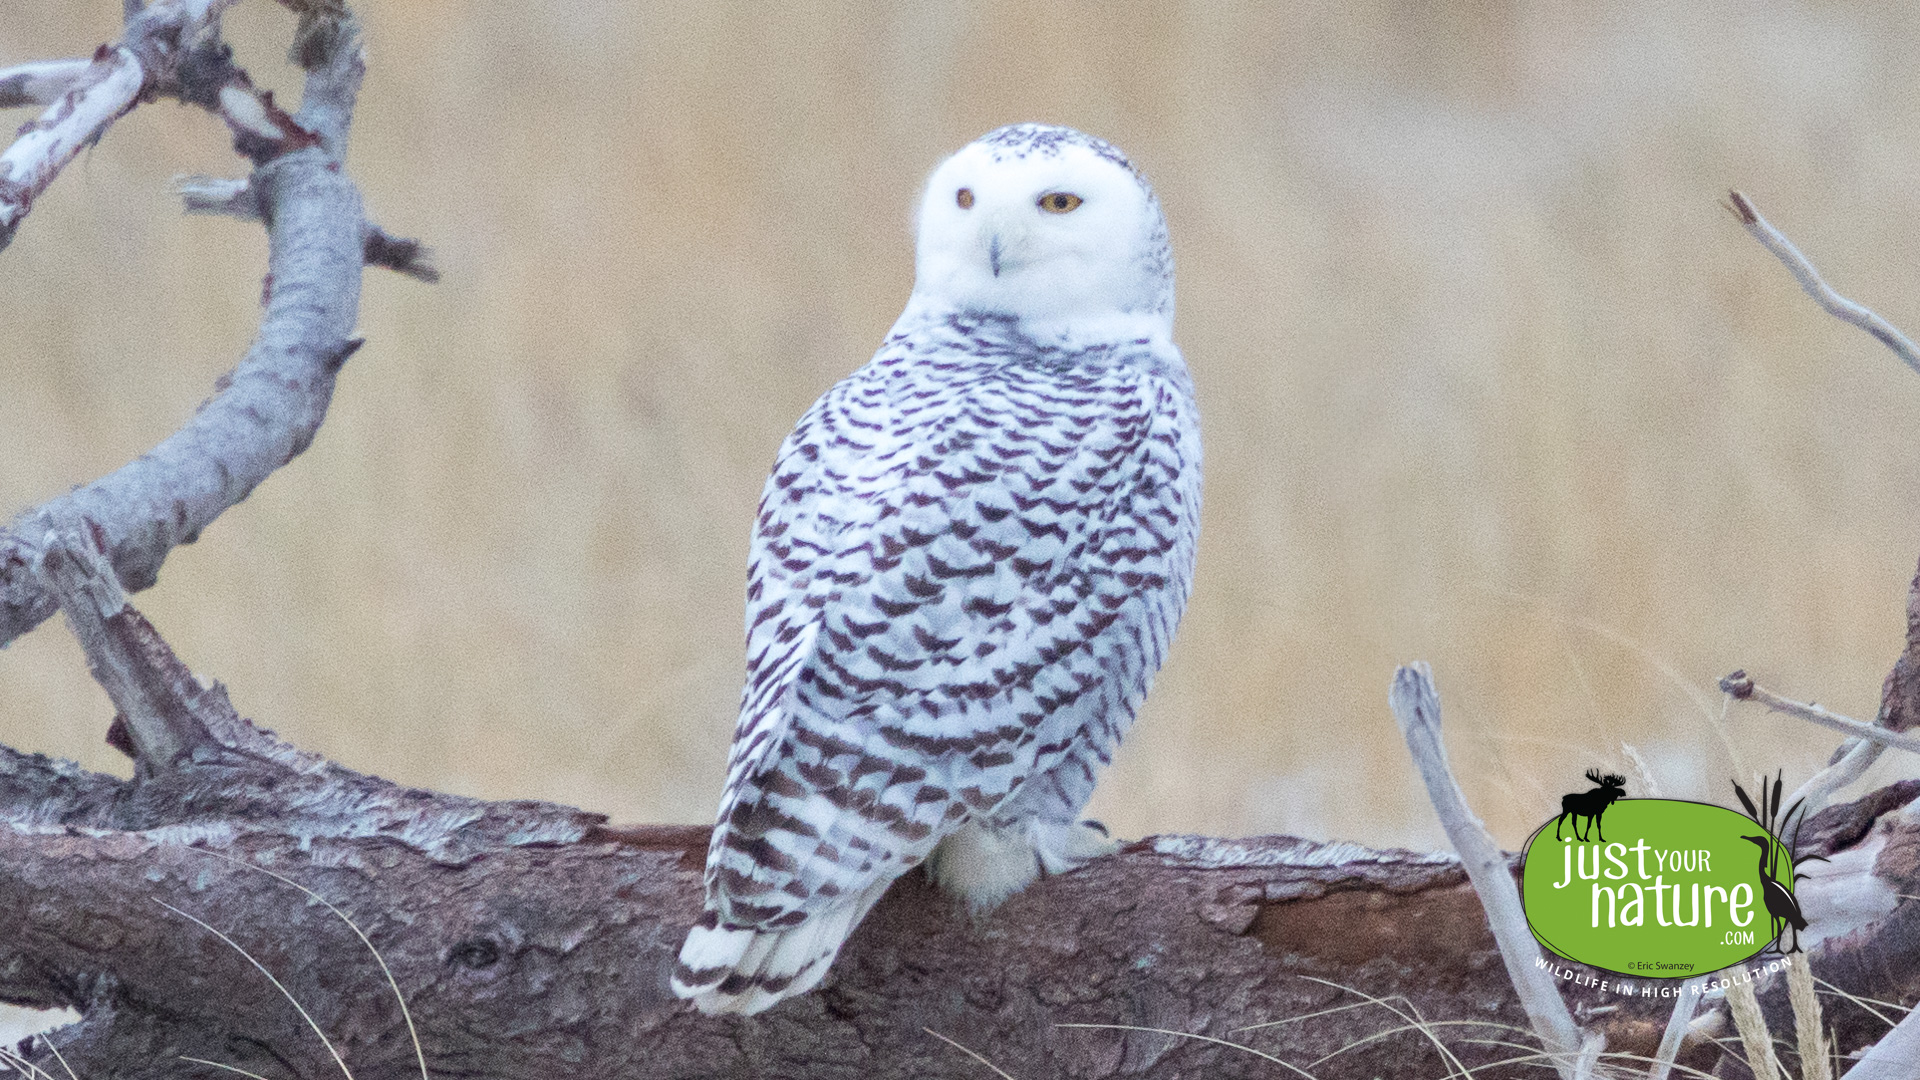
[38,527,213,775]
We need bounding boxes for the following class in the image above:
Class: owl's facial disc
[908,126,1172,331]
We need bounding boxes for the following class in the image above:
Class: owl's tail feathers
[670,879,892,1016]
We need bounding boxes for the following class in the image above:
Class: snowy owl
[671,123,1201,1016]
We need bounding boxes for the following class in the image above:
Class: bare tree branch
[1646,976,1705,1080]
[1841,1005,1920,1079]
[0,46,146,248]
[0,0,273,250]
[0,6,432,649]
[1727,189,1920,374]
[0,58,96,109]
[1389,662,1588,1075]
[1720,670,1920,758]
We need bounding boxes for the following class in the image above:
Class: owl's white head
[906,124,1174,337]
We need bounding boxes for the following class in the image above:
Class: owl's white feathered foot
[925,816,1119,912]
[670,877,893,1016]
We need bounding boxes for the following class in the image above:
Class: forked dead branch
[0,0,430,652]
[3,7,1920,1079]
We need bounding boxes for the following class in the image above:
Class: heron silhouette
[1730,772,1825,954]
[1741,834,1808,953]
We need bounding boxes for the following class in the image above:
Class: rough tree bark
[4,7,1919,1080]
[1,548,1917,1080]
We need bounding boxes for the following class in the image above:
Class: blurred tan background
[3,0,1919,851]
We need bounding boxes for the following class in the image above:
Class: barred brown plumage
[672,123,1201,1016]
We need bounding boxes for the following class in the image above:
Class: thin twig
[1720,671,1920,757]
[1787,736,1884,828]
[0,47,146,249]
[1727,189,1920,375]
[1389,662,1585,1077]
[0,0,261,249]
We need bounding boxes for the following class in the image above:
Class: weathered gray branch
[1390,661,1587,1074]
[1645,975,1704,1080]
[0,58,95,109]
[0,0,251,249]
[0,4,431,650]
[1721,671,1920,761]
[1842,1004,1920,1079]
[1728,189,1920,374]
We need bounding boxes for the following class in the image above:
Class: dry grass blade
[31,1038,75,1080]
[1813,977,1910,1031]
[0,1045,60,1080]
[1294,976,1475,1078]
[1053,1024,1318,1079]
[1485,585,1723,728]
[1839,1004,1920,1079]
[1233,994,1448,1033]
[153,899,355,1080]
[178,1056,278,1080]
[1303,1019,1504,1068]
[1457,1037,1726,1080]
[192,849,428,1080]
[923,1028,1020,1080]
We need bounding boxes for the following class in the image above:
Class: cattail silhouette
[1554,769,1627,842]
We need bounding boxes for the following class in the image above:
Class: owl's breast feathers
[706,311,1200,930]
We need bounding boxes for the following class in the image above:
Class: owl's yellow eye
[1038,191,1083,214]
[956,188,974,209]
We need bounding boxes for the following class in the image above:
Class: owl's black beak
[988,234,1003,277]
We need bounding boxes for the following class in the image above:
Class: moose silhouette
[1554,769,1627,842]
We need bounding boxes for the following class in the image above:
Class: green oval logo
[1520,799,1794,977]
